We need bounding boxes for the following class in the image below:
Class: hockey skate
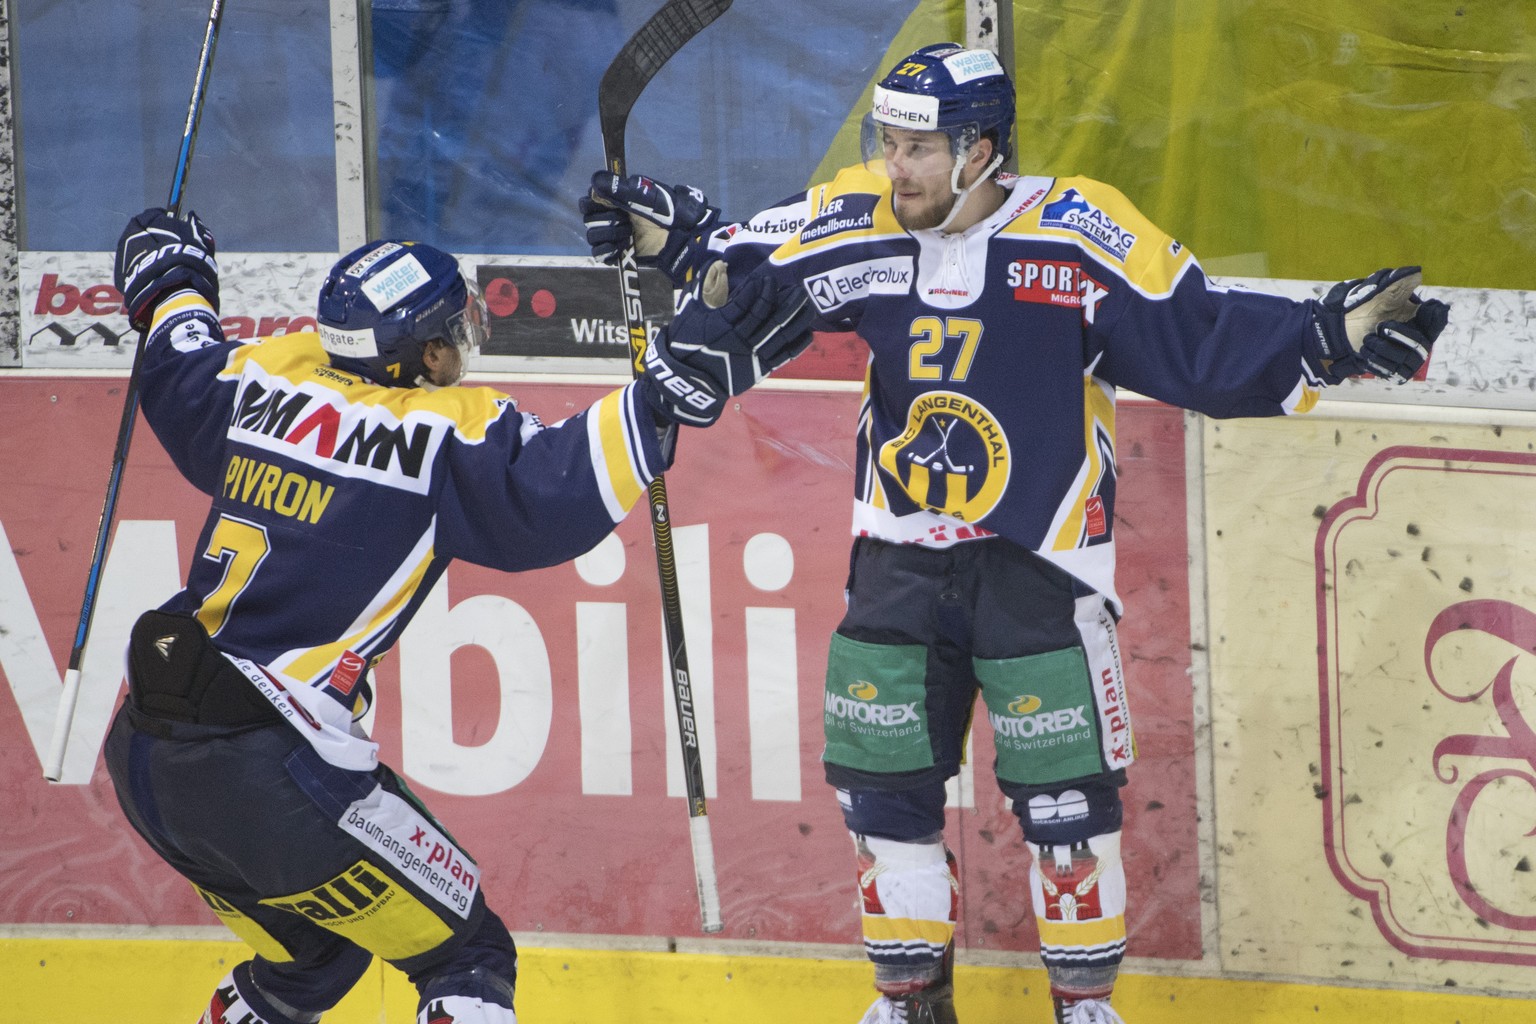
[1056,997,1126,1024]
[855,984,958,1024]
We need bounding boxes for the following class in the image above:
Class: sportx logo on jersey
[807,256,914,313]
[1007,260,1110,325]
[229,376,447,495]
[1038,189,1138,261]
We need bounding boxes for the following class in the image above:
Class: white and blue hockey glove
[1310,266,1450,384]
[638,268,816,428]
[581,171,719,285]
[114,207,219,330]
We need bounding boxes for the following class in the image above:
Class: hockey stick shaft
[44,0,226,783]
[599,0,731,933]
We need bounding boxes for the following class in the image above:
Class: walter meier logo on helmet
[941,49,1006,84]
[316,239,485,388]
[319,242,436,361]
[360,250,434,316]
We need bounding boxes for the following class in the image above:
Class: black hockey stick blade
[598,0,732,171]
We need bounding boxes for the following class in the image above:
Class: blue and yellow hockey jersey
[138,290,667,702]
[704,165,1337,609]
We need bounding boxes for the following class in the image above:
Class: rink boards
[5,261,1536,1019]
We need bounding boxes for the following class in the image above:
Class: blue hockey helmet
[868,43,1016,166]
[316,240,487,387]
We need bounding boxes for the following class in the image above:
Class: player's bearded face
[882,128,961,231]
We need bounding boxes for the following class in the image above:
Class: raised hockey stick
[43,0,226,783]
[598,0,733,933]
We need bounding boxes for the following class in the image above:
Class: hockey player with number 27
[102,209,810,1024]
[583,42,1449,1024]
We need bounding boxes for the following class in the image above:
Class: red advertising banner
[0,376,1199,959]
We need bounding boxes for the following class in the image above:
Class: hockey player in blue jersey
[582,42,1448,1024]
[102,209,810,1024]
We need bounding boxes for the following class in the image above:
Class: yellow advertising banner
[820,3,1536,291]
[1205,408,1536,993]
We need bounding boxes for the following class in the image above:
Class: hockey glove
[582,171,719,285]
[115,207,220,330]
[638,329,728,428]
[665,263,817,396]
[638,270,815,427]
[1310,266,1450,384]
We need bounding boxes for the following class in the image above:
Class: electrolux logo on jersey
[806,256,914,312]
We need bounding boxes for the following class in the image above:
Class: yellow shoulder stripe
[1011,176,1193,296]
[588,387,645,520]
[235,332,509,442]
[772,163,902,263]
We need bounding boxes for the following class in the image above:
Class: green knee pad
[977,647,1102,785]
[823,633,934,773]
